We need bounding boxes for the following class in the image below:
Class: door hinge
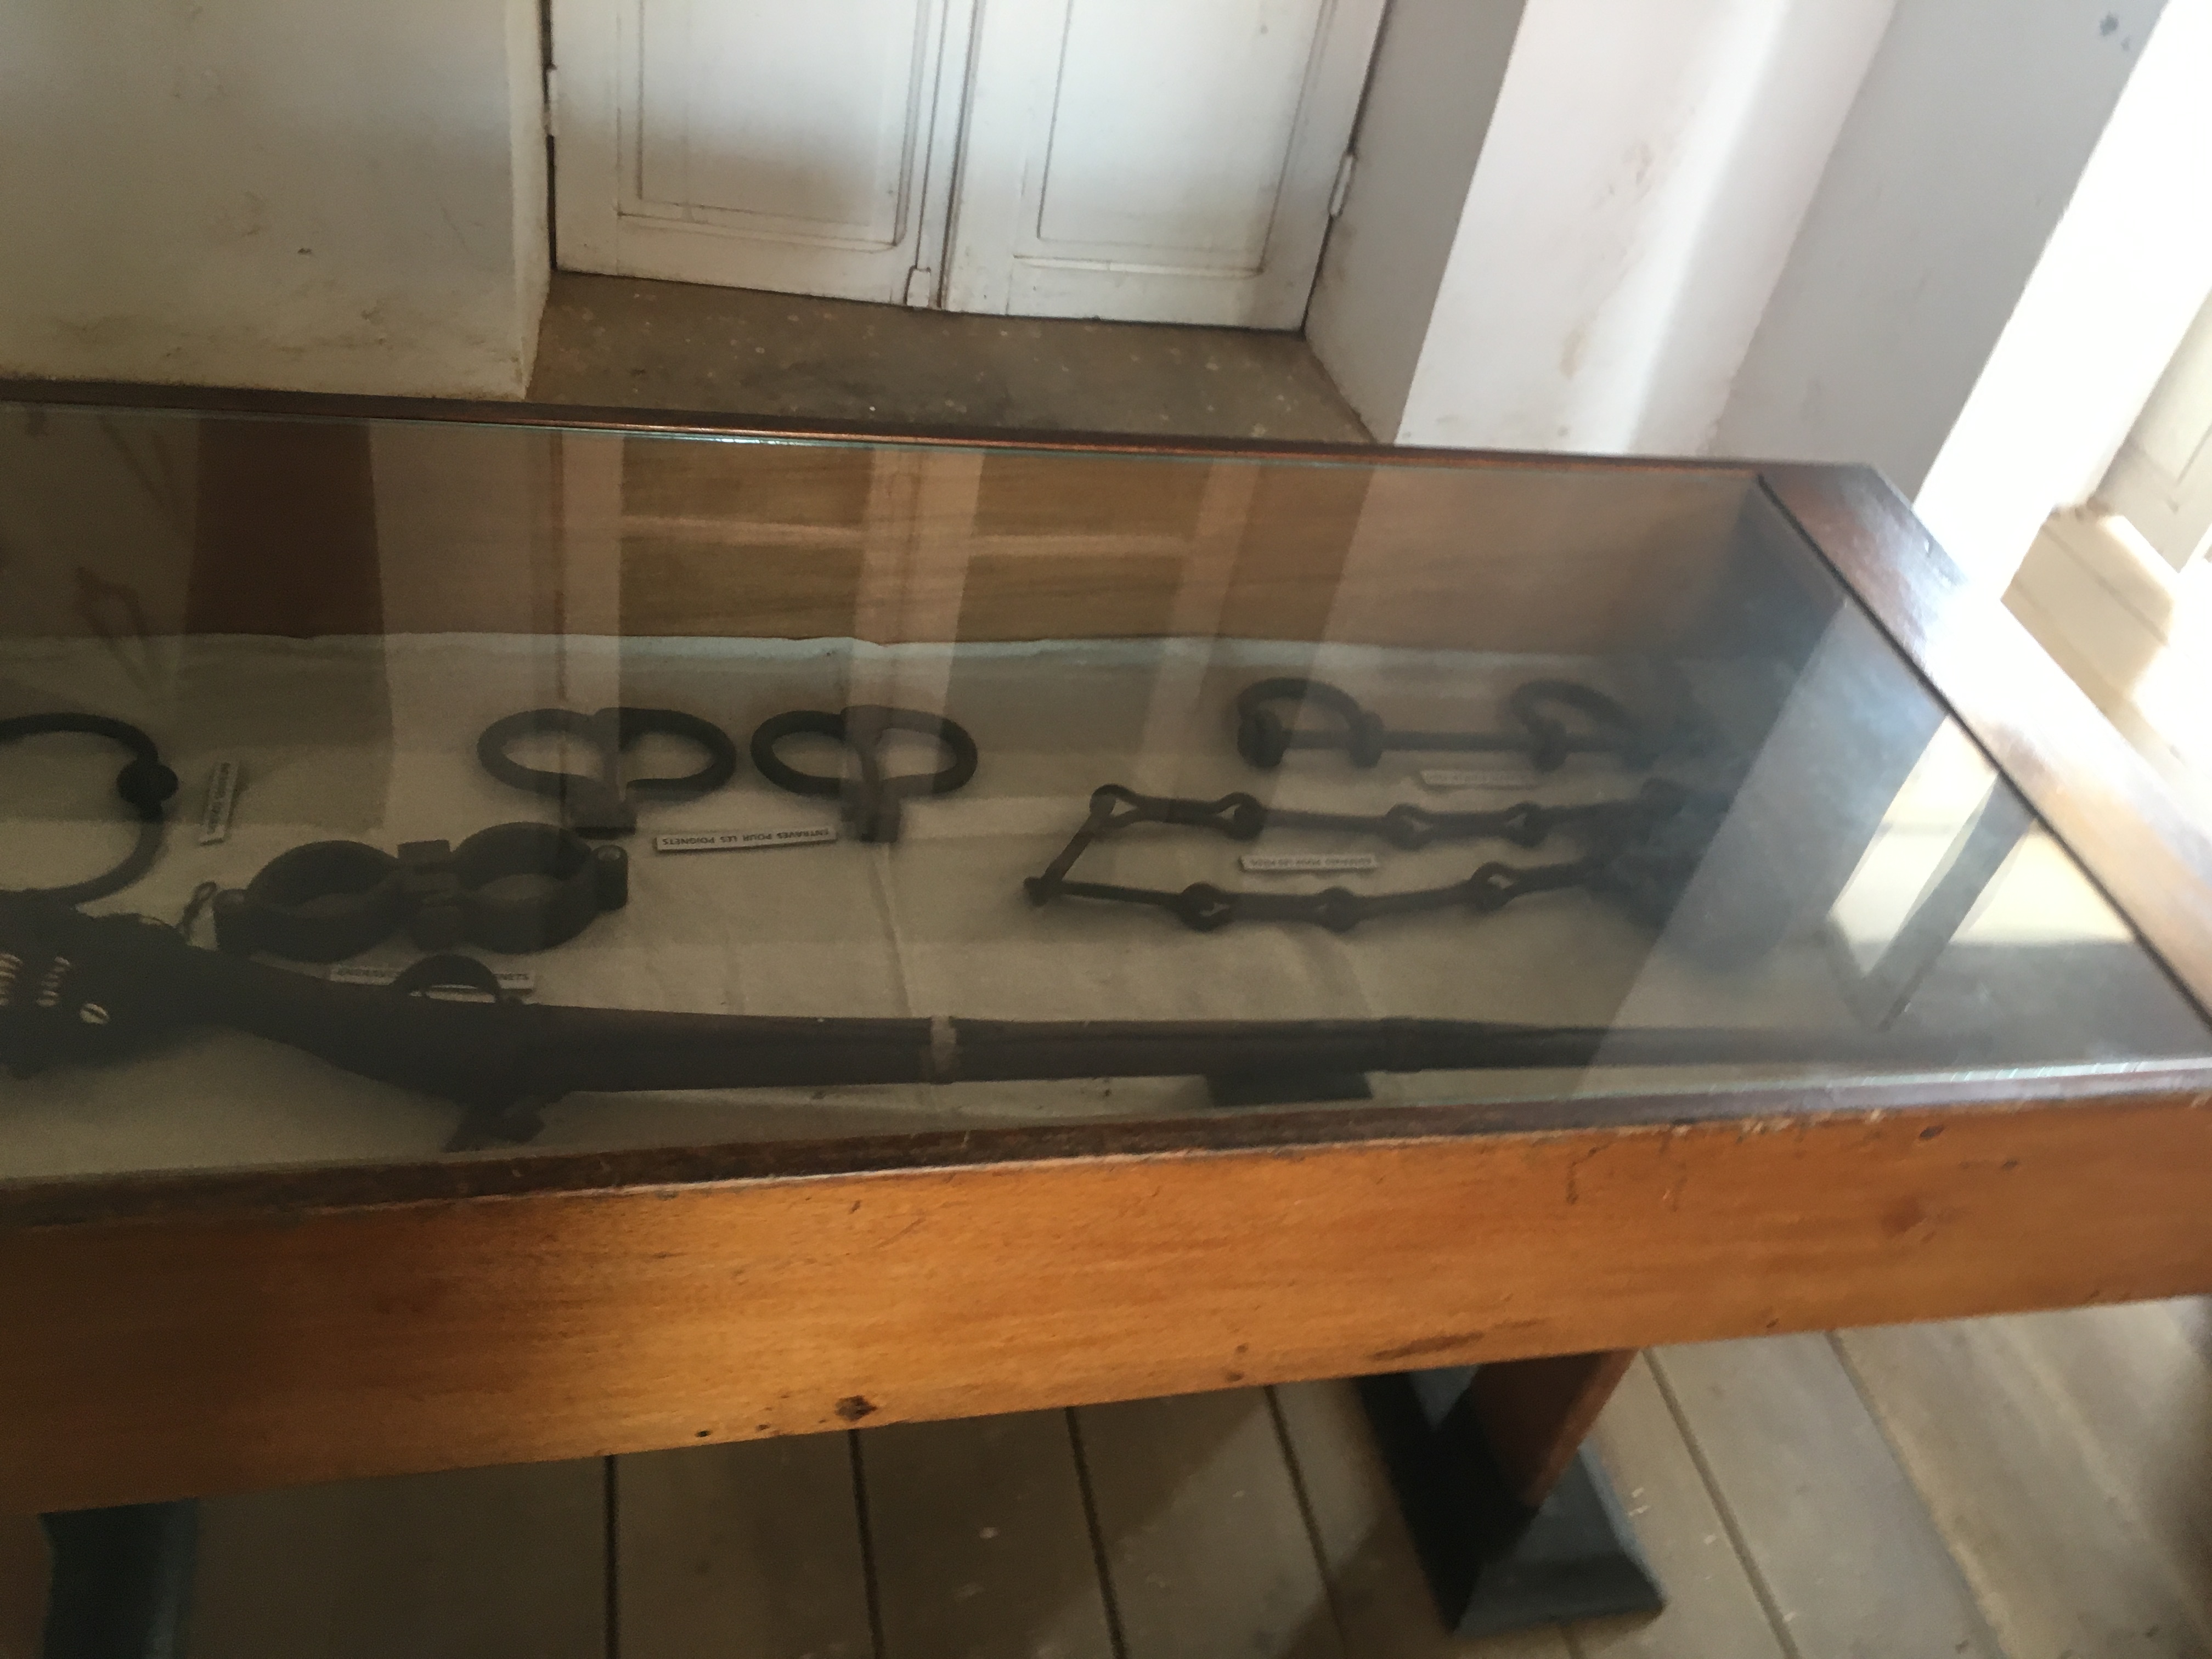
[1329,152,1356,219]
[904,266,936,308]
[543,66,558,137]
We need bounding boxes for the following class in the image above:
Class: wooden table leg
[35,1504,198,1659]
[1357,1350,1659,1638]
[0,1512,48,1659]
[1468,1348,1638,1508]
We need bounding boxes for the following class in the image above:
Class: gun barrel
[3,894,1952,1114]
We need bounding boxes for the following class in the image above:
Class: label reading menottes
[654,825,839,854]
[1238,852,1380,874]
[198,760,241,845]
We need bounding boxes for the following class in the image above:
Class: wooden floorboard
[188,1459,604,1659]
[1841,1312,2212,1659]
[1074,1389,1342,1659]
[170,1320,2212,1657]
[1573,1356,1786,1659]
[859,1409,1116,1659]
[2157,1294,2212,1368]
[1650,1336,2005,1659]
[616,1432,873,1659]
[1972,1305,2212,1615]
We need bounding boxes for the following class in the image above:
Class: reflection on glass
[1,404,2205,1184]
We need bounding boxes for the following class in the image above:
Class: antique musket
[2,892,1922,1147]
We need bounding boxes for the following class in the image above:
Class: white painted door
[946,0,1384,327]
[2097,289,2212,571]
[551,0,1383,329]
[551,0,974,305]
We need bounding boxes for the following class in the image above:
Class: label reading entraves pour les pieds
[1237,852,1380,874]
[653,825,839,854]
[197,760,241,845]
[328,964,536,995]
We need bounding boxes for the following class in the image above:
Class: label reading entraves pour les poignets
[1237,852,1380,874]
[653,825,839,854]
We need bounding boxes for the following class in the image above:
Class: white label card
[654,825,839,854]
[1419,768,1520,791]
[197,760,241,845]
[1238,852,1380,874]
[328,964,536,995]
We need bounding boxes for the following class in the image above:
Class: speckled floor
[525,272,1371,442]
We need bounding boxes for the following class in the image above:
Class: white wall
[1303,0,1526,438]
[510,0,553,375]
[1389,0,1892,454]
[1714,0,2167,495]
[0,0,548,399]
[1915,0,2212,585]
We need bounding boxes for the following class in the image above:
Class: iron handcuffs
[212,822,628,962]
[478,707,739,837]
[0,713,178,905]
[750,706,978,844]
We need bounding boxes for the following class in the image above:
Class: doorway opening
[2006,284,2212,813]
[547,0,1383,332]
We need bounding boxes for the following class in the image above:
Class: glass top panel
[2,403,2206,1186]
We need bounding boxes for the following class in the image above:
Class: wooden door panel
[946,0,1385,327]
[635,0,928,245]
[2098,290,2212,569]
[554,0,971,304]
[1033,0,1329,270]
[556,0,1382,325]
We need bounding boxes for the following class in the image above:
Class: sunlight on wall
[1915,0,2212,589]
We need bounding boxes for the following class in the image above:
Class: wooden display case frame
[5,382,2212,1532]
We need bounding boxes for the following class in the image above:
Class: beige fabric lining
[1,633,1840,1181]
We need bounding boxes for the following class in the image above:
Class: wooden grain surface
[1968,1304,2212,1611]
[1651,1337,2003,1659]
[157,1321,2212,1657]
[564,447,1741,651]
[1077,1390,1340,1659]
[618,1434,872,1659]
[860,1410,1115,1659]
[12,1094,2212,1513]
[1576,1356,1784,1659]
[1840,1311,2212,1658]
[190,1459,605,1659]
[1468,1350,1635,1506]
[10,385,2212,1544]
[4,389,1752,651]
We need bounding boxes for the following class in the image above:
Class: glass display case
[7,390,2212,1564]
[5,400,2205,1183]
